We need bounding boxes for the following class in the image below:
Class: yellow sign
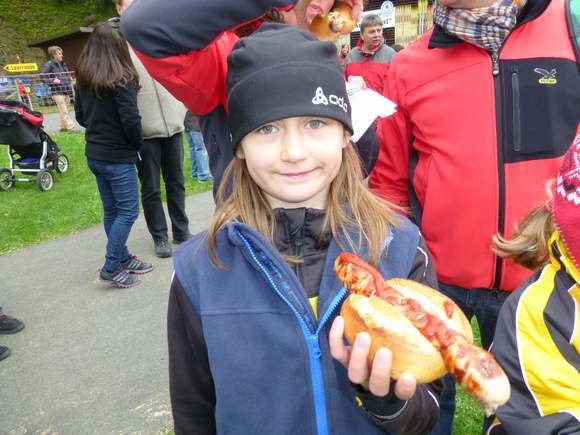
[4,63,39,73]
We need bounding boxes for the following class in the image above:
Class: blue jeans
[185,130,211,180]
[430,283,510,435]
[87,158,139,273]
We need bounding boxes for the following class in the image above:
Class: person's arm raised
[121,0,297,114]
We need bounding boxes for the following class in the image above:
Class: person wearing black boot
[0,307,25,361]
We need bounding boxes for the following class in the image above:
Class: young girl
[488,130,580,435]
[75,21,153,288]
[169,24,442,434]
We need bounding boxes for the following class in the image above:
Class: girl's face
[239,117,347,209]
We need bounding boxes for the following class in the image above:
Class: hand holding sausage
[329,315,417,400]
[309,2,358,41]
[334,252,511,416]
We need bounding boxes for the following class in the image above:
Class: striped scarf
[433,0,527,53]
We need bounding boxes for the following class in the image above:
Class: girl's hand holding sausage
[329,315,417,400]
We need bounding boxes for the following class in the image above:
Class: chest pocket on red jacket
[502,58,580,164]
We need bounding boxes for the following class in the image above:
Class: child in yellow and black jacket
[487,128,580,435]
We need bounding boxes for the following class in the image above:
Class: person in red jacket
[120,0,368,196]
[338,43,350,65]
[367,0,580,433]
[343,14,396,93]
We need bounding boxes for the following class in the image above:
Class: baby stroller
[0,99,69,191]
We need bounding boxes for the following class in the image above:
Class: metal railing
[0,71,76,113]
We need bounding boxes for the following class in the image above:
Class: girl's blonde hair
[207,141,401,268]
[492,182,555,270]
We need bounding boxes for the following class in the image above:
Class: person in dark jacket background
[40,45,75,131]
[116,0,191,259]
[75,21,153,289]
[183,111,212,182]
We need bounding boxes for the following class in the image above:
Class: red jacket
[369,0,580,292]
[121,0,297,193]
[343,38,396,93]
[121,0,381,191]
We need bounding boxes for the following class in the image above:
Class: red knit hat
[553,129,580,270]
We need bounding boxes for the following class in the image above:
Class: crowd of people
[3,0,579,433]
[119,0,578,433]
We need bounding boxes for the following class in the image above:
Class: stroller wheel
[56,154,69,174]
[36,170,54,191]
[0,168,14,191]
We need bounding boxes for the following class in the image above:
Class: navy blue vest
[173,217,420,434]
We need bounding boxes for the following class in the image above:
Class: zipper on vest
[511,65,521,152]
[491,49,506,289]
[237,231,347,435]
[309,287,349,435]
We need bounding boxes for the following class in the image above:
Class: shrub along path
[0,190,214,433]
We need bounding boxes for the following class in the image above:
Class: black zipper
[511,65,521,152]
[492,50,505,290]
[292,227,305,289]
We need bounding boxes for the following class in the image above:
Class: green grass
[0,0,116,67]
[453,319,485,435]
[0,132,212,254]
[33,103,73,116]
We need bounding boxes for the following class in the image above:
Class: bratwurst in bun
[309,3,357,41]
[334,253,510,416]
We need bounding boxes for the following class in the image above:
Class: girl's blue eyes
[255,119,326,135]
[257,125,276,135]
[306,119,325,129]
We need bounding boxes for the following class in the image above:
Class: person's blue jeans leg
[185,130,198,178]
[88,158,139,273]
[430,283,510,435]
[472,288,510,350]
[188,130,211,181]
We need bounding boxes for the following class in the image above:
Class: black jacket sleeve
[121,0,297,58]
[114,84,144,150]
[356,235,442,434]
[74,85,85,128]
[356,380,443,435]
[168,277,216,435]
[355,121,380,177]
[407,235,439,290]
[40,61,54,85]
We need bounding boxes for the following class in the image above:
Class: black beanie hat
[227,23,353,149]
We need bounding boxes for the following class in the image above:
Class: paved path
[42,111,83,134]
[0,191,215,434]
